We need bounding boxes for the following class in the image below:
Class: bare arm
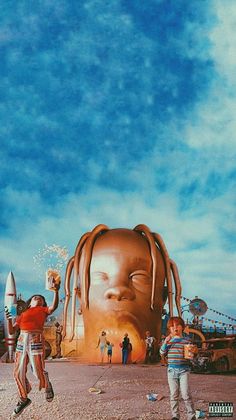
[48,282,60,314]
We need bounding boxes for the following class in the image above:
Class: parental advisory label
[209,402,234,417]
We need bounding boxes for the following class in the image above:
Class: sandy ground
[0,360,236,420]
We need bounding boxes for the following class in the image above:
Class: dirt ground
[0,360,235,420]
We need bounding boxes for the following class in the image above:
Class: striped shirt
[160,336,191,368]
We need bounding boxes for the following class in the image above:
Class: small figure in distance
[96,330,107,363]
[54,322,63,358]
[121,333,130,365]
[144,330,156,364]
[106,341,114,363]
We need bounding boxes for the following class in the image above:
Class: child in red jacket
[5,281,60,418]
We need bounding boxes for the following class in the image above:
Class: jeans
[167,367,195,420]
[122,349,128,364]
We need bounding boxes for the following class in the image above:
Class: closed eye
[90,271,109,285]
[129,270,151,285]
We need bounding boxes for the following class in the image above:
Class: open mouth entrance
[83,320,146,363]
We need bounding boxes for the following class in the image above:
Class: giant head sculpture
[63,224,182,361]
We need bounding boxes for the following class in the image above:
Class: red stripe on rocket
[4,271,17,362]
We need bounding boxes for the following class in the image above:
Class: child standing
[106,341,114,363]
[160,316,197,420]
[5,282,60,418]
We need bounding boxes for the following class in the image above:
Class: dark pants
[145,346,154,363]
[122,349,128,364]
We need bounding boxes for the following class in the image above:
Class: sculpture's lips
[105,308,138,317]
[103,300,142,311]
[101,308,143,337]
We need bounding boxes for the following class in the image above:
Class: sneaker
[45,381,54,402]
[12,398,31,417]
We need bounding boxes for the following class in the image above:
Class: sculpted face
[80,229,165,359]
[63,224,182,362]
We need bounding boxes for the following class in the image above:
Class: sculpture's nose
[104,285,135,301]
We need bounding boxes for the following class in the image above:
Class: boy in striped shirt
[160,316,197,420]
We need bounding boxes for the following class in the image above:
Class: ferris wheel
[189,297,208,316]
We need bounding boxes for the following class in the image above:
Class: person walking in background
[121,333,130,365]
[54,322,63,358]
[160,316,197,420]
[144,331,156,363]
[96,330,107,363]
[106,341,114,363]
[5,280,60,418]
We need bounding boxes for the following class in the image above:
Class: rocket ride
[4,271,17,362]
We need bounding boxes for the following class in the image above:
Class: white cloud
[182,1,236,150]
[184,89,236,149]
[209,1,236,83]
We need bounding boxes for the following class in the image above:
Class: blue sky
[0,1,235,328]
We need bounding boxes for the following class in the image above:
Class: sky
[0,0,235,329]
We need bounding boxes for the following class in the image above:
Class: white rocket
[4,271,17,362]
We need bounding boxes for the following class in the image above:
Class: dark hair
[167,316,185,329]
[26,295,47,309]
